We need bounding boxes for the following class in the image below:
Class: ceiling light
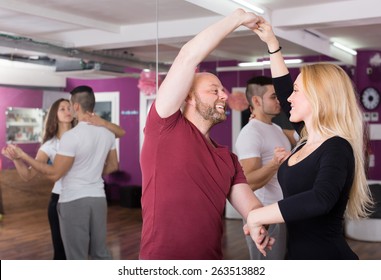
[230,0,265,14]
[238,59,303,67]
[332,42,357,56]
[238,61,263,67]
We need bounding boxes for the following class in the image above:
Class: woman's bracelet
[268,46,282,54]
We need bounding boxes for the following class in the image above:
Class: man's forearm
[21,152,55,176]
[12,159,33,181]
[246,164,278,191]
[102,161,119,175]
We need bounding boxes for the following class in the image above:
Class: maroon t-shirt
[139,102,247,260]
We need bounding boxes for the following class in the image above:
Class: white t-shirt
[57,122,116,203]
[40,136,62,194]
[235,119,291,205]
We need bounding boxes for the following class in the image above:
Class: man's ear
[73,102,80,112]
[252,96,261,107]
[185,92,196,105]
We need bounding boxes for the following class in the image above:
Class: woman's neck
[57,122,72,139]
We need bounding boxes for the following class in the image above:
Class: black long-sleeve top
[273,74,358,260]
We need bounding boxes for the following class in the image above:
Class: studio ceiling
[0,0,380,76]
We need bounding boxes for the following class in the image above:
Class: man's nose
[219,90,228,100]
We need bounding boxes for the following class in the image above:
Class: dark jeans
[48,193,66,260]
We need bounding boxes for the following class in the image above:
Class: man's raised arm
[156,9,261,118]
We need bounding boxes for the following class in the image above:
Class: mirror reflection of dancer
[2,97,125,259]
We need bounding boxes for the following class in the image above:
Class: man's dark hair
[245,76,273,106]
[70,85,96,112]
[246,76,273,87]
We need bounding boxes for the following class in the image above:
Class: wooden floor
[1,169,381,260]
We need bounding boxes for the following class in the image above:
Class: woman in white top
[2,98,125,259]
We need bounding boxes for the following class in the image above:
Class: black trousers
[47,193,66,260]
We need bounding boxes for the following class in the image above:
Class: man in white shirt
[235,76,291,260]
[9,85,119,259]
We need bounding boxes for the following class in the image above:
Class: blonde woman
[245,20,373,259]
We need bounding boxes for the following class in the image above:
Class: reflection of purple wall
[66,76,142,186]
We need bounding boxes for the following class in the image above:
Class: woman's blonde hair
[298,63,373,219]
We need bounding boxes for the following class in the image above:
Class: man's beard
[263,104,281,118]
[195,95,226,125]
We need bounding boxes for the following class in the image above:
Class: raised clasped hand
[251,19,278,46]
[240,10,265,31]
